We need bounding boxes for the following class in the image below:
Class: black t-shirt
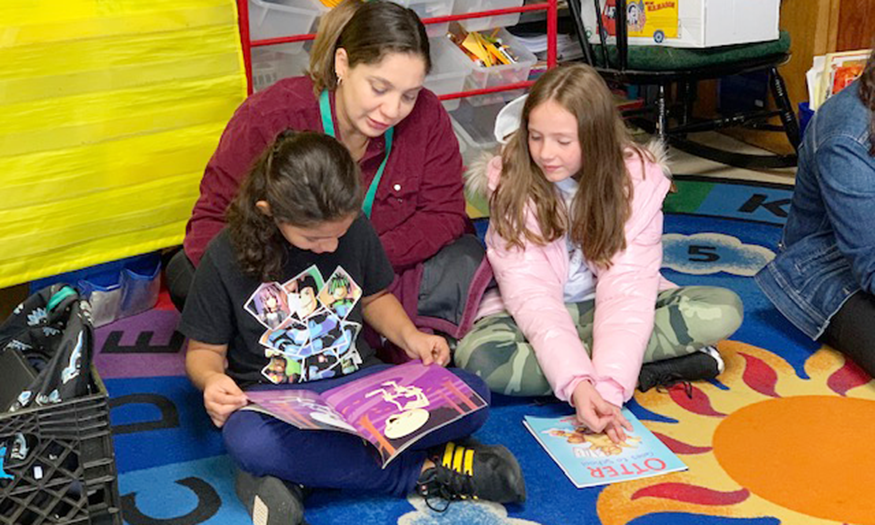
[178,216,395,387]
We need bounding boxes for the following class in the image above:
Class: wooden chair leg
[769,66,801,152]
[679,80,695,127]
[667,70,797,170]
[656,83,669,141]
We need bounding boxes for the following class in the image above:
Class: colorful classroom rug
[98,175,875,525]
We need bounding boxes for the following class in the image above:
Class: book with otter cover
[524,408,687,488]
[243,361,486,468]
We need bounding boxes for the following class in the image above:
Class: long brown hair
[859,48,875,155]
[309,0,431,95]
[227,131,363,281]
[491,64,651,268]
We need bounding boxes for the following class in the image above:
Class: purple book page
[244,389,358,435]
[322,362,487,467]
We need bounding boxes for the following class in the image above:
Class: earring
[336,74,343,86]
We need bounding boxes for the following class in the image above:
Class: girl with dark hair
[861,48,875,154]
[170,0,487,358]
[179,131,525,525]
[456,65,743,440]
[757,48,875,378]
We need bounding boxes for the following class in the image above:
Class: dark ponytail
[858,48,875,155]
[309,0,431,95]
[227,131,363,280]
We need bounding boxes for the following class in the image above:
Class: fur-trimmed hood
[464,139,672,200]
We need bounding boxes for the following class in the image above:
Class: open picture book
[243,361,487,468]
[524,408,687,488]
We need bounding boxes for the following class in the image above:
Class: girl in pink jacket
[455,65,742,440]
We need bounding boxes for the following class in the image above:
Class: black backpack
[0,284,94,412]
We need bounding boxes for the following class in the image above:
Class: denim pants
[222,364,490,497]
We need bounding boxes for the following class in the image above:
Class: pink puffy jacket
[471,144,675,407]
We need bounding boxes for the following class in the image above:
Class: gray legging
[165,249,196,312]
[454,286,743,397]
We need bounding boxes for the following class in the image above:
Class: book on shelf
[808,49,871,110]
[243,361,487,468]
[524,408,687,488]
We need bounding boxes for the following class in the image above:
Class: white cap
[493,94,528,145]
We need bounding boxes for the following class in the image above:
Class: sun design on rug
[597,340,875,525]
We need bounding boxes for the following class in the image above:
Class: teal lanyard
[319,90,393,219]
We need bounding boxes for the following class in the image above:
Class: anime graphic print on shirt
[318,268,362,319]
[244,282,291,330]
[259,318,311,357]
[283,265,324,320]
[246,265,365,384]
[177,218,394,387]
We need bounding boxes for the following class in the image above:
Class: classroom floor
[667,132,796,184]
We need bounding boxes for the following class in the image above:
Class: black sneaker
[416,441,526,510]
[235,469,305,525]
[638,346,725,393]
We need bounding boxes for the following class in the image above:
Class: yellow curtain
[0,0,247,288]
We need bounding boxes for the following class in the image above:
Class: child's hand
[402,329,450,366]
[603,403,633,444]
[203,373,248,428]
[571,381,615,434]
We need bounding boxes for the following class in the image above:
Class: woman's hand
[402,328,450,366]
[362,291,449,366]
[571,380,617,434]
[202,373,248,428]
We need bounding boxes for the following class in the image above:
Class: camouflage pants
[454,286,743,397]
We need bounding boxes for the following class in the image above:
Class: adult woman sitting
[757,49,875,377]
[168,0,486,354]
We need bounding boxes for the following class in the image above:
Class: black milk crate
[0,366,121,525]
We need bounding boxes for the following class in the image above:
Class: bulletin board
[0,0,247,288]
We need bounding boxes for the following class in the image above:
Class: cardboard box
[580,0,780,48]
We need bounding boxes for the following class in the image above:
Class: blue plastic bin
[77,271,123,327]
[30,252,162,326]
[798,101,814,140]
[119,254,162,318]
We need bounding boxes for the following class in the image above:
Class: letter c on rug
[122,477,220,525]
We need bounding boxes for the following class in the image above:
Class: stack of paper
[513,33,582,61]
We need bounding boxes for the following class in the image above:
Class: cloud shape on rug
[662,233,775,276]
[398,495,540,525]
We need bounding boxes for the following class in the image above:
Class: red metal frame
[236,0,559,96]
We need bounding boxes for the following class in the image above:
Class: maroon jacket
[185,76,467,269]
